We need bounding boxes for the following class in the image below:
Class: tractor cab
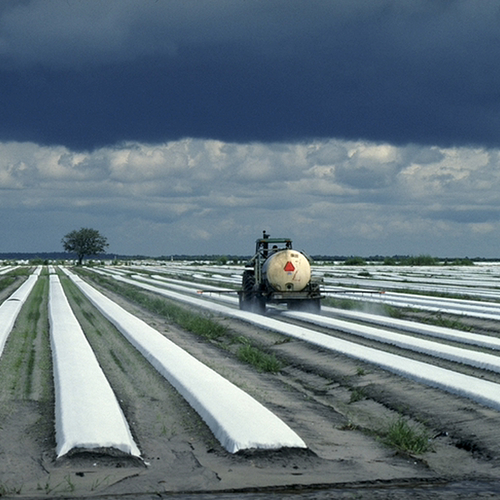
[254,231,292,260]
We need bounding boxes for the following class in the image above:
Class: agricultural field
[2,262,500,499]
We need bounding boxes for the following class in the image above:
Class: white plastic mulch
[321,306,500,351]
[283,310,500,374]
[335,290,500,320]
[0,268,40,357]
[63,268,306,453]
[0,266,18,275]
[49,275,140,458]
[101,271,500,413]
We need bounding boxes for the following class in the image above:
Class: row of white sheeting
[284,311,500,374]
[140,273,500,352]
[322,306,500,351]
[49,275,140,458]
[101,271,500,412]
[127,273,500,363]
[63,269,306,453]
[0,266,18,275]
[335,291,500,320]
[0,267,41,357]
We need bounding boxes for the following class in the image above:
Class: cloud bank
[2,137,499,257]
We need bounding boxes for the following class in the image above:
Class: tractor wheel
[240,271,266,313]
[240,271,256,311]
[242,271,255,295]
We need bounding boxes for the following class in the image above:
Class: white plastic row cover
[63,268,306,453]
[109,271,500,413]
[49,275,140,458]
[0,270,39,357]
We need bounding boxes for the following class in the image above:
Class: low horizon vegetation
[0,252,486,267]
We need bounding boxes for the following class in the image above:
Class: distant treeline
[0,252,106,261]
[335,255,477,266]
[0,252,498,265]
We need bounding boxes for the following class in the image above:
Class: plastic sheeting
[49,275,140,458]
[63,269,306,453]
[99,270,500,413]
[0,269,40,357]
[284,311,500,373]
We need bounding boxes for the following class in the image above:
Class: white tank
[262,249,311,292]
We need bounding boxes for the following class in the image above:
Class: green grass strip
[75,269,287,374]
[236,344,283,373]
[75,269,228,340]
[383,416,431,454]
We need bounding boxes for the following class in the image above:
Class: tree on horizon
[61,227,109,265]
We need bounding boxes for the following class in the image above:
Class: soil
[1,271,500,499]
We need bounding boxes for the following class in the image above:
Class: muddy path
[1,269,500,499]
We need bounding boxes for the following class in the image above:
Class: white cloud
[2,137,500,256]
[347,143,399,163]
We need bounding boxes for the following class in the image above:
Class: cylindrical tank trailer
[239,231,323,313]
[262,249,311,292]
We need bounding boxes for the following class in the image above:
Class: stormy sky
[1,0,500,258]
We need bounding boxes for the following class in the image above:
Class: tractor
[238,231,323,313]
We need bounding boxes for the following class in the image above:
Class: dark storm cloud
[1,0,500,150]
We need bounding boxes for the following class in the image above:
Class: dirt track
[1,269,500,499]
